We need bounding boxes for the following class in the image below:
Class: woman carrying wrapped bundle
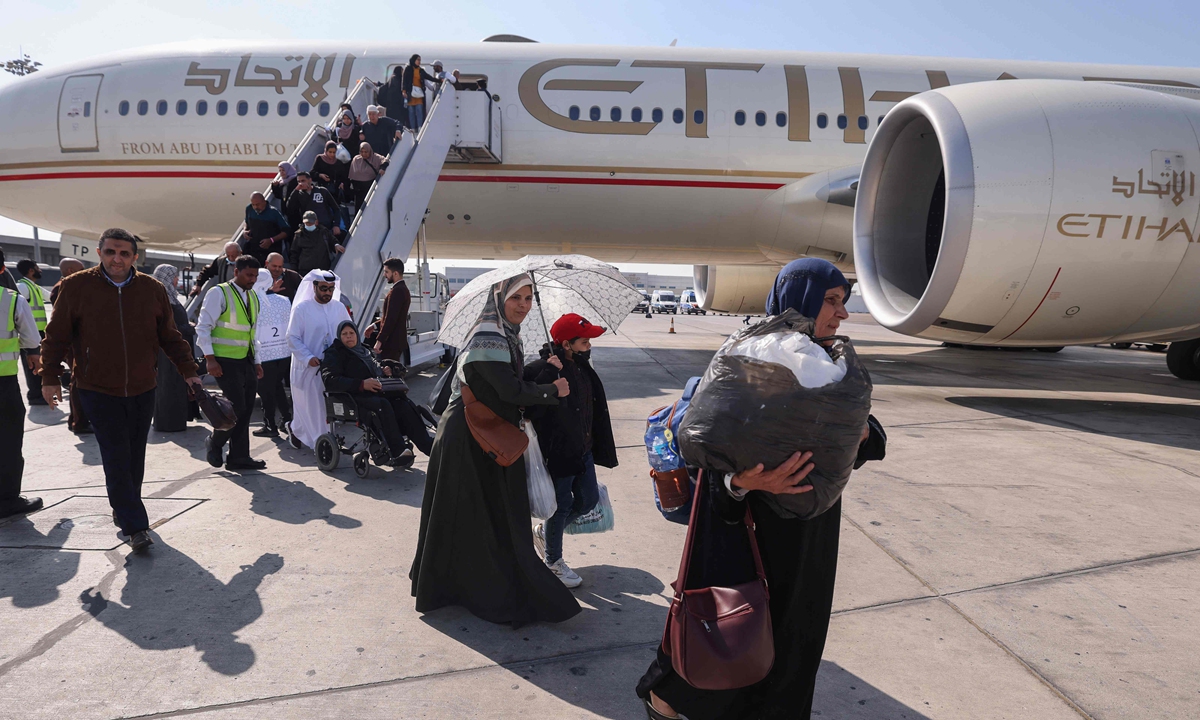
[638,258,887,720]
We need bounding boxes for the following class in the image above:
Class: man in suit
[373,258,410,363]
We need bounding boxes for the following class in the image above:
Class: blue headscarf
[765,259,850,318]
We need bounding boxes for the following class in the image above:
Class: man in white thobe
[286,270,350,450]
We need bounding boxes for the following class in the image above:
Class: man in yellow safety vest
[0,282,47,519]
[15,260,47,405]
[196,255,265,471]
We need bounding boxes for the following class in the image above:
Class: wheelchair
[314,389,437,478]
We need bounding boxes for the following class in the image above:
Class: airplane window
[137,100,148,116]
[119,100,129,116]
[755,111,766,127]
[816,113,828,129]
[734,110,746,126]
[84,102,91,118]
[217,100,228,116]
[569,105,580,121]
[318,102,330,117]
[257,101,269,117]
[590,105,601,121]
[693,109,704,125]
[237,101,248,116]
[156,100,168,116]
[176,100,187,116]
[278,101,289,117]
[631,107,643,122]
[857,115,868,130]
[611,106,622,122]
[197,100,208,116]
[776,111,787,127]
[298,102,309,117]
[673,108,683,124]
[837,114,847,129]
[652,107,663,123]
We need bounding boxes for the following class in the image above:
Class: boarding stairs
[192,78,502,370]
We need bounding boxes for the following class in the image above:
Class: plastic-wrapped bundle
[677,310,873,520]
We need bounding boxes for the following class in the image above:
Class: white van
[651,290,678,314]
[679,290,706,315]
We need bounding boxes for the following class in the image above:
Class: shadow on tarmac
[947,396,1200,451]
[225,472,362,528]
[0,518,80,608]
[812,661,935,719]
[80,545,284,676]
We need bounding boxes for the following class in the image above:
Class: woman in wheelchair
[320,322,435,465]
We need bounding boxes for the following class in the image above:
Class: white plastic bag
[565,483,615,535]
[727,331,847,388]
[524,422,557,520]
[335,144,352,163]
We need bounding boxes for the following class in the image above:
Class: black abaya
[153,303,195,432]
[410,360,580,627]
[637,420,887,719]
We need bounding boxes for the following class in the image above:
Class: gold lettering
[184,62,231,95]
[1087,214,1123,238]
[630,60,764,139]
[784,65,809,142]
[926,70,950,89]
[838,67,866,144]
[234,54,302,95]
[1136,216,1168,240]
[543,79,643,92]
[339,54,357,89]
[1056,213,1090,237]
[518,59,656,136]
[1122,215,1133,239]
[1157,218,1194,242]
[302,53,338,106]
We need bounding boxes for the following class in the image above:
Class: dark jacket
[285,185,340,232]
[524,354,617,478]
[41,266,198,396]
[320,339,384,394]
[311,156,348,197]
[195,256,235,290]
[274,268,302,301]
[289,225,338,275]
[360,116,402,157]
[376,280,410,360]
[243,204,290,263]
[375,74,408,123]
[402,64,436,103]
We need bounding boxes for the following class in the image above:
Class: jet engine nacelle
[693,264,781,314]
[854,79,1200,346]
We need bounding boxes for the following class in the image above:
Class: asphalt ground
[2,313,1198,719]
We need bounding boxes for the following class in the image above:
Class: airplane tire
[1166,339,1200,381]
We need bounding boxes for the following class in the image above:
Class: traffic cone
[669,318,676,334]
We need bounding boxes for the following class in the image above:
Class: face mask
[574,350,591,363]
[304,223,316,231]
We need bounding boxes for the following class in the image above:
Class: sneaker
[252,425,279,438]
[547,558,582,589]
[532,523,547,562]
[129,531,154,553]
[285,422,302,450]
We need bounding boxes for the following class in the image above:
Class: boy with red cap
[523,313,619,587]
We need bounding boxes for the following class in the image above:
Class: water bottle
[649,434,668,471]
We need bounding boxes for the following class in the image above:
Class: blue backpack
[645,376,701,524]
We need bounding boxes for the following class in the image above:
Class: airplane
[1,37,1199,379]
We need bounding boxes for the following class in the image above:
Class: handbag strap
[672,470,767,601]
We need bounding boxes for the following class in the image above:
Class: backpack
[645,376,701,524]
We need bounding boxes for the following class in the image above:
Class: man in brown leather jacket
[41,228,201,553]
[373,258,410,362]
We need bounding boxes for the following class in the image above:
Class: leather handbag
[663,470,774,690]
[460,385,528,467]
[195,386,237,432]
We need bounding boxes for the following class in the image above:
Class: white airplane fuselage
[4,40,1199,266]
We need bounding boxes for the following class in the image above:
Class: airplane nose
[0,72,61,227]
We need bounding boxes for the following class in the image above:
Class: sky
[3,0,1200,273]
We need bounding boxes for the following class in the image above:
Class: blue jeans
[407,102,427,130]
[544,452,600,563]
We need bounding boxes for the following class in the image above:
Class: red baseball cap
[551,313,606,345]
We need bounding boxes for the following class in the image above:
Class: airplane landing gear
[1166,339,1200,380]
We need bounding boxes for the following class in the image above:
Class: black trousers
[356,393,434,456]
[0,375,25,503]
[212,356,258,461]
[258,357,292,428]
[21,348,42,403]
[77,388,155,535]
[351,180,373,212]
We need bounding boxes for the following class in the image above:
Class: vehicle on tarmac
[679,290,706,315]
[651,290,678,314]
[633,293,650,313]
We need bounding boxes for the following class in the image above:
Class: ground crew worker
[15,259,46,405]
[0,284,45,519]
[196,255,266,471]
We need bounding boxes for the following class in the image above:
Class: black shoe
[286,423,302,449]
[206,436,224,468]
[226,457,267,471]
[0,496,43,519]
[252,425,279,438]
[129,531,154,553]
[73,425,94,435]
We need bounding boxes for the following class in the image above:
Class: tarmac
[2,312,1199,719]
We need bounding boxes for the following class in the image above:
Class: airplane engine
[854,79,1200,347]
[693,264,781,314]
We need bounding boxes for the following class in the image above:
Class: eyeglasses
[315,283,335,292]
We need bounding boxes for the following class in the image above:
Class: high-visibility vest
[0,288,20,377]
[18,277,46,332]
[210,282,259,360]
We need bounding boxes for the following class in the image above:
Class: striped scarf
[451,274,532,400]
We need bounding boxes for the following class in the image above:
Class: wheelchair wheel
[353,451,371,478]
[315,433,340,471]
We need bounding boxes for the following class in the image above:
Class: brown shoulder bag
[460,385,528,467]
[663,470,774,690]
